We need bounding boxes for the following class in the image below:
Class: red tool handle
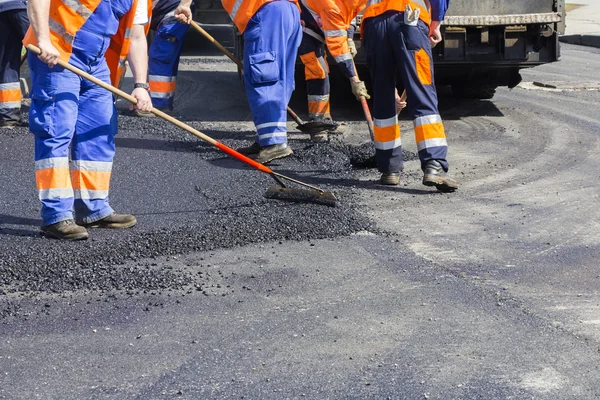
[360,97,375,141]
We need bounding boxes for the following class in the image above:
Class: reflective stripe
[417,138,447,151]
[0,82,20,91]
[229,0,244,20]
[302,27,325,43]
[49,18,74,45]
[255,122,288,131]
[334,52,353,63]
[317,56,328,72]
[124,28,132,39]
[258,132,288,140]
[0,101,21,109]
[151,92,175,99]
[71,160,112,172]
[324,29,347,38]
[374,115,398,128]
[308,94,329,102]
[62,0,93,19]
[39,188,74,200]
[149,75,177,82]
[375,137,402,151]
[414,114,442,127]
[35,157,70,171]
[74,189,109,200]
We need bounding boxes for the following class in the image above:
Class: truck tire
[451,84,497,100]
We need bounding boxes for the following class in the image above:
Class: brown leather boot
[380,172,400,186]
[80,213,137,229]
[41,219,89,240]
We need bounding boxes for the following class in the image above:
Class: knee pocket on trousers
[300,52,327,80]
[415,48,432,85]
[248,51,280,85]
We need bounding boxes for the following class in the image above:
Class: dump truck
[194,0,566,99]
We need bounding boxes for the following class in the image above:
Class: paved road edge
[560,34,600,48]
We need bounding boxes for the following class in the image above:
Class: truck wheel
[451,84,497,100]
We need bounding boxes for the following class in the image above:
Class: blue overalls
[0,0,29,125]
[243,0,302,147]
[28,0,133,226]
[362,11,449,174]
[148,0,193,110]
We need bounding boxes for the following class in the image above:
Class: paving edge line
[559,34,600,48]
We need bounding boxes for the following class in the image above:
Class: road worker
[177,0,301,164]
[298,0,369,142]
[0,0,29,128]
[25,0,153,240]
[361,0,460,191]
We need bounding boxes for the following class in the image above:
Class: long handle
[26,44,275,179]
[190,21,306,127]
[360,97,375,142]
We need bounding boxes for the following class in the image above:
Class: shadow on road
[0,214,41,237]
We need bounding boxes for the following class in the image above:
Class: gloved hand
[347,38,357,58]
[351,80,370,100]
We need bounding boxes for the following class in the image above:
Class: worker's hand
[429,21,442,47]
[350,80,370,101]
[37,39,60,68]
[395,91,407,114]
[347,38,357,58]
[174,3,193,24]
[130,87,152,112]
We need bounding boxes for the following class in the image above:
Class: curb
[559,34,600,48]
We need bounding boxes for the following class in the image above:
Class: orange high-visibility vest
[362,0,432,26]
[222,0,299,33]
[22,0,152,87]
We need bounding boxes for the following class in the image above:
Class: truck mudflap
[443,12,562,26]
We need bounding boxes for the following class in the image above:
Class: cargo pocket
[299,51,327,80]
[415,48,432,85]
[29,85,57,137]
[248,51,279,85]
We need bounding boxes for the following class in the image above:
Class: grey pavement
[561,0,600,47]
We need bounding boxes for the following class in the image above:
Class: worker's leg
[28,53,80,226]
[243,0,301,149]
[71,60,118,224]
[363,13,403,175]
[0,10,29,126]
[148,17,190,111]
[298,36,330,121]
[391,17,448,172]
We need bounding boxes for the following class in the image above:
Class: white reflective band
[151,92,174,98]
[0,82,20,91]
[229,0,243,20]
[39,188,74,200]
[308,94,329,102]
[417,138,447,151]
[49,18,74,45]
[373,115,398,128]
[309,112,327,118]
[258,132,288,140]
[149,75,177,82]
[367,0,381,7]
[35,157,70,171]
[414,114,442,127]
[302,27,325,43]
[62,0,93,19]
[324,29,347,38]
[71,160,112,172]
[124,28,132,39]
[74,189,109,200]
[334,53,353,63]
[375,138,402,151]
[0,101,21,109]
[317,56,328,71]
[255,122,287,131]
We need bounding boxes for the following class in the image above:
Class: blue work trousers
[363,11,449,174]
[243,0,302,147]
[148,16,190,110]
[28,54,117,226]
[0,9,29,124]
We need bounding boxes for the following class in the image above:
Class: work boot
[79,212,137,229]
[380,172,400,186]
[237,142,261,156]
[422,160,460,193]
[310,131,328,143]
[41,219,89,241]
[249,143,293,164]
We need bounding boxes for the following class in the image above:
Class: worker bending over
[362,0,459,191]
[177,0,301,164]
[25,0,153,240]
[146,0,195,113]
[0,0,29,128]
[299,0,369,143]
